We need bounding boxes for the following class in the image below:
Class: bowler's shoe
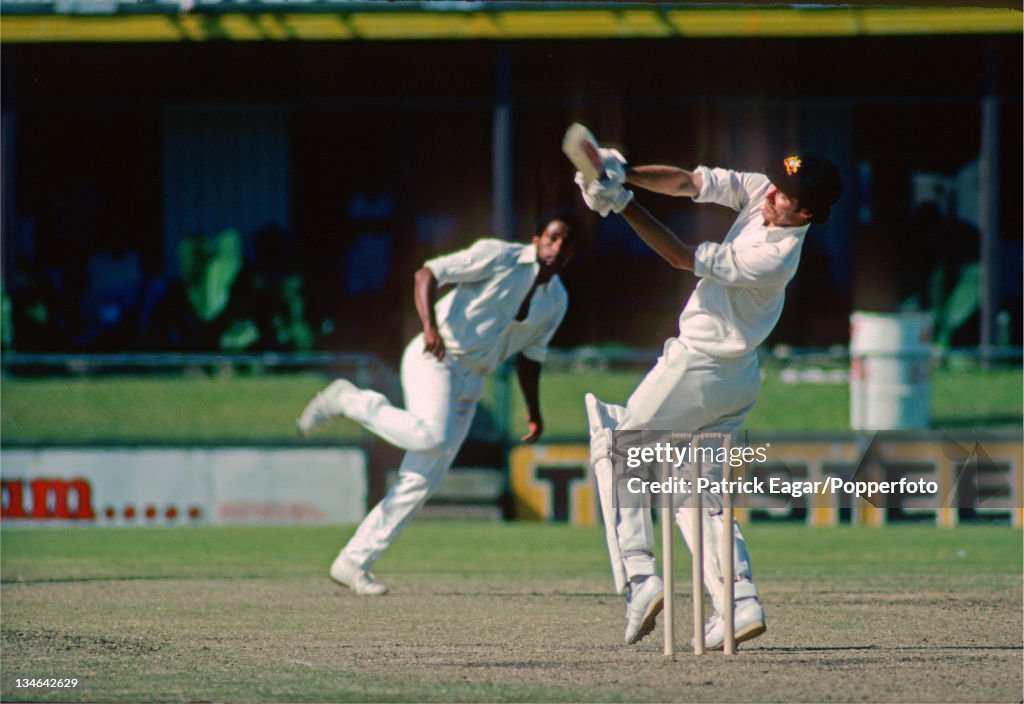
[296,379,358,436]
[329,554,389,596]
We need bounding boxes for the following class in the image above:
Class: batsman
[574,143,843,648]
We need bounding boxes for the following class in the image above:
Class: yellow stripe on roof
[1,7,1020,44]
[494,9,671,39]
[2,15,183,42]
[348,12,497,40]
[861,8,1023,36]
[666,8,860,37]
[278,14,354,41]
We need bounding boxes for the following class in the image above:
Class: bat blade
[562,122,603,185]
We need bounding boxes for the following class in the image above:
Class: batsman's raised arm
[625,164,704,198]
[619,200,696,272]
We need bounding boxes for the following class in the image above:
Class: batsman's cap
[765,151,843,224]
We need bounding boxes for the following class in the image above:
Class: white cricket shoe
[296,379,358,436]
[701,597,766,650]
[624,575,664,645]
[329,554,389,596]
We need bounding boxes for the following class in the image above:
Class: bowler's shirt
[425,239,568,375]
[679,166,810,358]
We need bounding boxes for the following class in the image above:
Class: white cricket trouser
[591,337,761,614]
[340,334,484,569]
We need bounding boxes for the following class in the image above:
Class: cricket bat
[561,122,604,185]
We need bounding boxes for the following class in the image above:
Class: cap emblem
[783,155,802,176]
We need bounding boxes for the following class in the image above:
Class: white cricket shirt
[679,166,810,358]
[425,239,568,375]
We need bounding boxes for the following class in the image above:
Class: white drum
[849,312,933,430]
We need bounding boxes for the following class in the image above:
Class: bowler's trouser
[590,337,761,615]
[339,334,484,569]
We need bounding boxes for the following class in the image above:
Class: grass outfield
[2,522,1021,703]
[1,366,1021,443]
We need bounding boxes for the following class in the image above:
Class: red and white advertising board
[1,448,367,526]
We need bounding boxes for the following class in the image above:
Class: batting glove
[575,171,634,217]
[598,147,628,186]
